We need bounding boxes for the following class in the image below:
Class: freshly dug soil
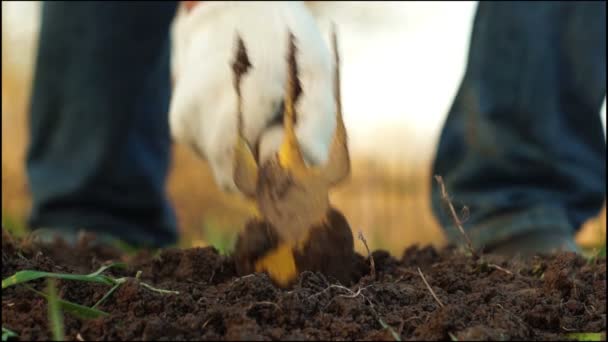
[234,208,358,287]
[2,229,606,341]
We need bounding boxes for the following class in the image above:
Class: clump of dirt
[2,229,606,341]
[234,207,362,287]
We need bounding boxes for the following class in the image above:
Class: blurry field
[2,1,605,256]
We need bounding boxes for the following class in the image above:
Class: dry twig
[417,267,445,308]
[434,175,478,259]
[488,263,513,275]
[307,284,364,301]
[358,230,376,279]
[248,301,282,312]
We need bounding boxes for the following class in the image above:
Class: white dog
[169,1,337,193]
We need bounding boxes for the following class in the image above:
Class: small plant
[2,263,124,289]
[2,262,179,323]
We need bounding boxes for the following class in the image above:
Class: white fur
[169,1,336,193]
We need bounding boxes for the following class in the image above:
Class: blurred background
[2,1,606,255]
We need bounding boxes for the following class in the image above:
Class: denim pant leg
[431,2,606,250]
[27,2,179,248]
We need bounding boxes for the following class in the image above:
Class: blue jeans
[431,1,606,250]
[27,2,179,248]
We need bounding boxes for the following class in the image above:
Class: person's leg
[431,1,606,254]
[27,2,179,248]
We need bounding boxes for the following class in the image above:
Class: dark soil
[2,229,606,341]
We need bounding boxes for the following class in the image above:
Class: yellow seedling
[232,26,351,287]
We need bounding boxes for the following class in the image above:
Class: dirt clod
[234,207,359,286]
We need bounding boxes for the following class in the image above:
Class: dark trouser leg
[431,2,606,252]
[27,2,179,248]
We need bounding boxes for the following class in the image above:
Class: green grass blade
[2,271,53,288]
[47,280,65,341]
[2,327,18,341]
[2,270,114,288]
[377,318,401,341]
[25,285,109,319]
[2,263,126,289]
[566,332,605,341]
